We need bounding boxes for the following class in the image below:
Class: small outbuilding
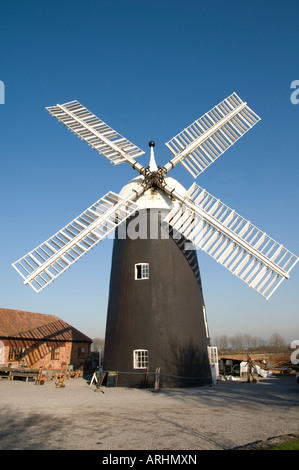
[0,308,92,371]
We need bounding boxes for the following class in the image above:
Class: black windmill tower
[13,93,299,387]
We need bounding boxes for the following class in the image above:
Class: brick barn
[0,308,92,370]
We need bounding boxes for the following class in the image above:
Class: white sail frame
[12,189,143,292]
[162,92,260,178]
[163,183,298,299]
[46,100,146,174]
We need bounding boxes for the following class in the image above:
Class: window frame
[133,349,149,369]
[51,346,60,360]
[77,346,85,358]
[8,346,25,362]
[135,263,149,280]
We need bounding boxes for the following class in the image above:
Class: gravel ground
[0,374,298,451]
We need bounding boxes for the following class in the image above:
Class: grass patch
[235,434,299,450]
[270,439,299,450]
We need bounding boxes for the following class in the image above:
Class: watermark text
[290,340,299,364]
[0,80,4,104]
[290,80,299,104]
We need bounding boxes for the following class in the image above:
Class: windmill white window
[133,349,149,369]
[203,306,210,339]
[135,263,149,280]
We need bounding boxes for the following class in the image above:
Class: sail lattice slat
[164,183,298,298]
[165,93,260,177]
[12,192,139,292]
[46,100,145,165]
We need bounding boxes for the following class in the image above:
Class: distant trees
[212,332,288,353]
[267,333,288,353]
[91,333,289,354]
[91,337,105,352]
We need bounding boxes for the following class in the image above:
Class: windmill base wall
[103,209,212,388]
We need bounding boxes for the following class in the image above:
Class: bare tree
[212,332,287,353]
[91,337,105,352]
[268,332,287,352]
[213,334,229,350]
[250,336,266,350]
[229,333,244,351]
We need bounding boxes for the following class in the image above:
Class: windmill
[12,93,298,388]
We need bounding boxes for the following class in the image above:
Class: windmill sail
[46,100,145,170]
[12,190,141,293]
[162,93,260,178]
[164,183,298,299]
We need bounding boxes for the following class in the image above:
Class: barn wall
[0,338,90,370]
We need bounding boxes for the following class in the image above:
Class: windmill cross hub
[142,169,166,191]
[140,140,166,191]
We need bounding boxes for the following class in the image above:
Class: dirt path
[0,375,298,450]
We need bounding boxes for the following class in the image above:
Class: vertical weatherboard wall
[103,209,212,388]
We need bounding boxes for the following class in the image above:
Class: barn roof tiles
[0,308,92,343]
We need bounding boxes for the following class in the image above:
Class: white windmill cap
[119,175,186,210]
[119,140,186,209]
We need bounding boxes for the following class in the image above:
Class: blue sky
[0,0,298,342]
